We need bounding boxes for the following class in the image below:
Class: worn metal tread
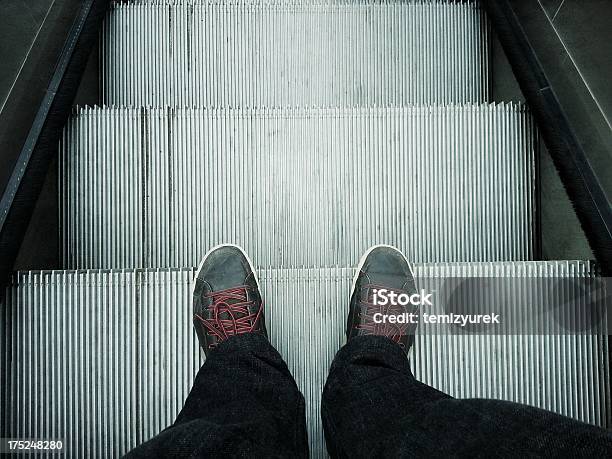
[2,261,608,458]
[60,103,536,269]
[102,0,489,106]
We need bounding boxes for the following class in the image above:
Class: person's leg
[126,245,308,458]
[321,245,612,458]
[127,334,307,458]
[322,335,612,458]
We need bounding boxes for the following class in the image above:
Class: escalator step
[101,0,489,106]
[61,104,537,269]
[2,261,607,458]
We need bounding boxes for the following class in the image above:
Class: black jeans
[126,334,612,458]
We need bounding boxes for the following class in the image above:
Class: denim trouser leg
[125,334,309,458]
[321,335,612,458]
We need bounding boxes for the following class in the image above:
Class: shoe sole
[350,244,416,299]
[191,243,261,302]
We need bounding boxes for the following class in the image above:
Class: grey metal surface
[0,0,82,195]
[516,1,612,203]
[101,0,489,106]
[60,104,537,269]
[2,262,608,458]
[484,1,612,277]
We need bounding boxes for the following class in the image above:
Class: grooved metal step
[2,262,608,458]
[101,0,489,106]
[60,104,536,269]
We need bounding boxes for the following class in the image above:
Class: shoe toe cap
[198,245,255,291]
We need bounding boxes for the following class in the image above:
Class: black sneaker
[348,245,419,354]
[192,244,267,355]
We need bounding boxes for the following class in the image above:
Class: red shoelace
[194,285,263,349]
[356,283,413,345]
